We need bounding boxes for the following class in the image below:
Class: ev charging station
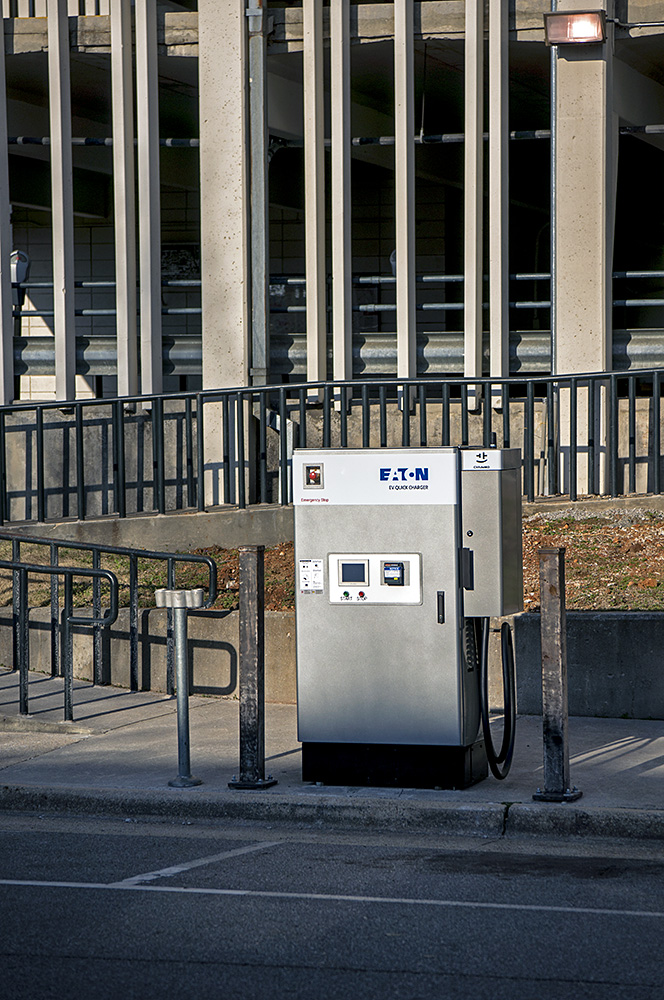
[293,447,523,789]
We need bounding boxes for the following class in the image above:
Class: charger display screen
[341,562,368,585]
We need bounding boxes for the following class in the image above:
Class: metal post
[155,587,204,788]
[62,575,74,722]
[533,548,582,802]
[18,568,29,715]
[229,545,277,789]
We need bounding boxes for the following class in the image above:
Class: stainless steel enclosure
[461,448,523,618]
[294,447,513,788]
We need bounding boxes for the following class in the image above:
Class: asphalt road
[1,813,663,999]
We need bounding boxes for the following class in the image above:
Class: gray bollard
[533,548,582,803]
[155,587,204,788]
[228,545,277,790]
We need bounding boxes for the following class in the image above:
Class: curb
[2,784,664,841]
[0,715,93,736]
[507,803,664,841]
[0,785,505,837]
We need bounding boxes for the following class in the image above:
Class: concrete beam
[4,13,198,57]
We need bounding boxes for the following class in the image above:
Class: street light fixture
[544,10,606,45]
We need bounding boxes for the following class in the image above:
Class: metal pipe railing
[0,531,217,695]
[2,558,118,721]
[0,371,663,525]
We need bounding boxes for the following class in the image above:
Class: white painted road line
[1,879,663,920]
[109,840,283,886]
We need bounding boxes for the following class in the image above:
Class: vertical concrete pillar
[303,0,326,387]
[553,9,617,495]
[198,2,249,503]
[464,0,484,384]
[0,20,13,404]
[554,11,616,375]
[199,0,249,391]
[136,0,163,396]
[111,0,138,398]
[394,0,416,382]
[47,0,76,402]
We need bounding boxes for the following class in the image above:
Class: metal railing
[1,531,218,696]
[0,370,662,525]
[5,557,118,721]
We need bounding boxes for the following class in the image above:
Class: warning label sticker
[299,559,324,593]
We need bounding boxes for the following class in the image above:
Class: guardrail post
[229,545,277,789]
[155,587,204,788]
[533,547,582,802]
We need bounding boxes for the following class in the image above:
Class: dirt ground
[210,507,664,613]
[521,507,664,612]
[4,508,664,612]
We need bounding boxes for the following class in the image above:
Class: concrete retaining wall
[4,607,664,719]
[0,608,297,705]
[509,611,664,720]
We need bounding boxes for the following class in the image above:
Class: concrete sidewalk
[1,667,663,840]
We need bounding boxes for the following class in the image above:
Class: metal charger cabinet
[293,447,522,789]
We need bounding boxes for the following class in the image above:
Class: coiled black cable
[478,617,516,780]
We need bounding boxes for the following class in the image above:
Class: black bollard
[229,545,277,789]
[533,547,582,802]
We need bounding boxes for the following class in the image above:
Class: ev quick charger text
[293,450,458,506]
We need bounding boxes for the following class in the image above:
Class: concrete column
[331,0,352,385]
[553,10,616,376]
[0,21,13,404]
[394,0,416,382]
[489,0,509,384]
[111,0,138,398]
[47,0,76,402]
[199,0,249,390]
[463,0,483,383]
[554,9,617,496]
[199,1,249,504]
[303,0,326,386]
[136,0,163,397]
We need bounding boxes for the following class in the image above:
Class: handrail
[1,530,218,694]
[1,558,118,722]
[0,371,662,528]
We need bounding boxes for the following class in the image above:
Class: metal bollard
[532,548,582,802]
[155,587,204,788]
[228,545,277,790]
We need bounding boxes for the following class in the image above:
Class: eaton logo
[379,467,429,482]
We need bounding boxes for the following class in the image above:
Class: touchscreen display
[341,562,367,584]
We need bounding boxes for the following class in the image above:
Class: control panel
[327,553,421,604]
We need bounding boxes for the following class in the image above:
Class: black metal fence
[0,371,662,524]
[1,532,218,701]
